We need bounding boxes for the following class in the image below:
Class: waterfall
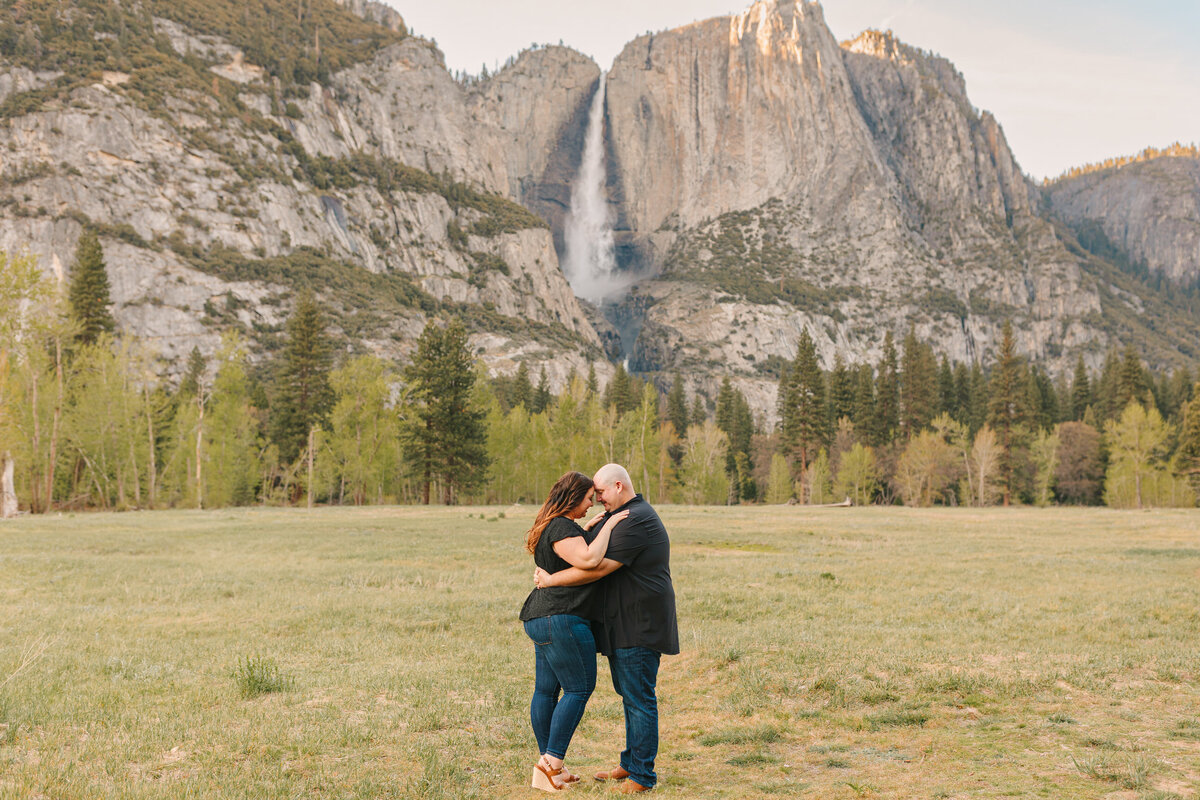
[563,73,627,304]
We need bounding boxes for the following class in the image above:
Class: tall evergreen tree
[269,292,334,465]
[666,373,688,437]
[829,353,856,424]
[1029,365,1059,432]
[1115,344,1150,412]
[402,318,489,504]
[716,378,755,502]
[511,361,533,410]
[604,363,638,414]
[872,331,899,446]
[1177,383,1200,501]
[899,329,937,439]
[790,330,828,487]
[690,395,707,429]
[531,367,551,414]
[986,321,1029,505]
[585,362,598,396]
[67,230,115,346]
[967,362,989,434]
[937,355,955,419]
[1095,349,1120,422]
[778,360,798,453]
[178,347,205,401]
[851,363,875,433]
[951,361,971,425]
[1070,355,1091,421]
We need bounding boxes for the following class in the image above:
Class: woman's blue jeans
[524,614,597,760]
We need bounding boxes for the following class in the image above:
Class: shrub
[231,655,293,698]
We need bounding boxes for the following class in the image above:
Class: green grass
[1,506,1199,798]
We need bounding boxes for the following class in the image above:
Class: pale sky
[394,0,1199,180]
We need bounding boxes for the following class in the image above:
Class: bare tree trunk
[43,336,62,512]
[307,426,315,509]
[145,390,156,508]
[30,371,40,512]
[1,451,17,518]
[195,390,205,510]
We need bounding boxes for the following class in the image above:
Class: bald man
[535,463,678,793]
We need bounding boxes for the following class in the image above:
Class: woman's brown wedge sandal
[531,758,571,792]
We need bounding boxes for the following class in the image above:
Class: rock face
[0,9,610,389]
[579,2,1196,420]
[467,47,602,258]
[1046,155,1200,287]
[1,0,1195,425]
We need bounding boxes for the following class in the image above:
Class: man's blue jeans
[524,614,597,760]
[608,646,661,789]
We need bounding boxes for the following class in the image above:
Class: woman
[520,471,629,792]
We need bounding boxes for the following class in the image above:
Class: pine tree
[986,321,1029,505]
[1115,344,1149,412]
[899,329,936,439]
[829,353,855,425]
[851,363,874,433]
[666,373,688,438]
[967,362,988,434]
[1070,355,1091,421]
[269,292,334,465]
[951,361,971,424]
[605,363,636,414]
[1177,383,1200,500]
[777,360,798,453]
[178,347,205,400]
[1095,349,1120,421]
[67,230,115,346]
[790,330,828,489]
[1029,366,1059,432]
[716,377,739,502]
[690,395,706,429]
[531,367,551,414]
[937,355,955,419]
[585,362,598,396]
[511,361,533,410]
[872,331,899,446]
[401,318,489,504]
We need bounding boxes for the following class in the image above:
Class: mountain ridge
[0,0,1196,424]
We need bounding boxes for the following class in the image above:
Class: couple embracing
[519,464,679,793]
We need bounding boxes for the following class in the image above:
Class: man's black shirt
[594,494,679,656]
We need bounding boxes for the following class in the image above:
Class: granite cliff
[1045,148,1200,288]
[1,0,1196,424]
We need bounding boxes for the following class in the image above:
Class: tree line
[2,239,1198,514]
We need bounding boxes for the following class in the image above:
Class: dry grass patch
[0,506,1199,798]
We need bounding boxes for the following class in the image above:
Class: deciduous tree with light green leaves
[319,354,399,505]
[62,336,154,509]
[833,442,877,506]
[679,420,729,504]
[201,335,265,508]
[1103,401,1173,508]
[766,452,793,503]
[1,251,72,515]
[1176,387,1200,503]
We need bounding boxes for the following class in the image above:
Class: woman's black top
[519,516,598,622]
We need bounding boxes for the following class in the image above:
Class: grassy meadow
[1,505,1199,799]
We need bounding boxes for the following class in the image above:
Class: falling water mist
[563,74,630,304]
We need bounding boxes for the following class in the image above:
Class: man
[535,463,678,793]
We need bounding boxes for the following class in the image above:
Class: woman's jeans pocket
[524,616,552,646]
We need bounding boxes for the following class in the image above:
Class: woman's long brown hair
[526,471,594,553]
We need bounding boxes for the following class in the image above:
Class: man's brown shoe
[594,766,630,782]
[612,780,651,793]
